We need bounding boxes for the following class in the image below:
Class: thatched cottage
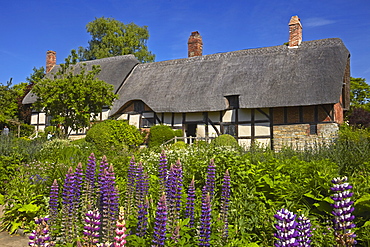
[23,16,350,149]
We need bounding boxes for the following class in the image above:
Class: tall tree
[32,50,118,137]
[78,17,155,63]
[0,79,18,123]
[350,77,370,110]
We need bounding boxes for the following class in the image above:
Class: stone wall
[273,122,339,150]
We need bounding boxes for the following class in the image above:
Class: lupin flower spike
[152,193,168,247]
[330,176,357,246]
[114,207,127,247]
[29,217,55,247]
[297,215,312,246]
[274,208,299,247]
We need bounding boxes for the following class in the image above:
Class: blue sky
[1,0,370,85]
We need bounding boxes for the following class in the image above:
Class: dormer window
[225,95,239,109]
[134,100,145,113]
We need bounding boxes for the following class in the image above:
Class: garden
[0,120,369,246]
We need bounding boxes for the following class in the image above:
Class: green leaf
[18,203,40,213]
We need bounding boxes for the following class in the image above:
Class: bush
[86,120,143,154]
[171,141,187,150]
[210,134,239,148]
[148,125,176,148]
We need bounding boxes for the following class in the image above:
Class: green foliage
[211,134,239,148]
[148,125,177,148]
[32,50,118,137]
[36,138,94,166]
[78,17,155,63]
[0,166,48,234]
[85,120,143,154]
[350,77,370,110]
[0,79,28,122]
[171,141,187,150]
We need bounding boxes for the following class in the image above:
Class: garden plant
[0,123,369,246]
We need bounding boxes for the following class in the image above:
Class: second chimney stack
[46,50,56,73]
[288,16,302,48]
[188,31,203,57]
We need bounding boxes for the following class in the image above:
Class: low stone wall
[273,122,339,150]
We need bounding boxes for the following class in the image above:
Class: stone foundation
[273,122,339,150]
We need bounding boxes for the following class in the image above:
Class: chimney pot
[188,31,203,57]
[288,16,302,48]
[46,50,56,73]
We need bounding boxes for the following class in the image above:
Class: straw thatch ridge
[22,54,139,105]
[110,38,349,116]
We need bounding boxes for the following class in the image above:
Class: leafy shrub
[171,141,187,150]
[211,134,239,148]
[0,155,22,193]
[19,123,35,137]
[86,120,143,154]
[148,125,176,148]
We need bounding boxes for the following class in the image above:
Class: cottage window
[134,101,145,113]
[309,124,317,135]
[224,124,236,137]
[141,118,155,128]
[225,95,239,109]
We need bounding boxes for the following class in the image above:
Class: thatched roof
[22,55,139,104]
[110,38,350,116]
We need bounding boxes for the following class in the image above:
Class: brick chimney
[188,31,203,57]
[288,16,302,48]
[46,50,56,73]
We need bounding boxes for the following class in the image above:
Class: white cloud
[304,17,336,27]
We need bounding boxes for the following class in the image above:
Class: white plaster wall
[208,112,220,122]
[173,114,182,125]
[38,113,46,124]
[143,112,154,118]
[238,124,251,137]
[255,123,270,136]
[208,125,220,138]
[239,109,251,121]
[31,113,39,125]
[186,112,203,122]
[255,108,269,121]
[163,113,172,126]
[255,138,270,147]
[196,124,206,137]
[222,110,235,122]
[117,114,128,120]
[129,114,140,128]
[101,109,109,120]
[238,139,252,148]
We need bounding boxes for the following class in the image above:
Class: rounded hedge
[211,134,239,148]
[86,120,144,153]
[148,125,176,148]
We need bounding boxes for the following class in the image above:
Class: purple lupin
[220,170,231,240]
[152,193,168,247]
[49,179,59,227]
[85,153,97,207]
[100,164,120,243]
[199,188,212,247]
[83,209,101,246]
[274,208,299,247]
[158,150,168,193]
[330,176,357,246]
[29,217,54,247]
[135,162,149,237]
[205,159,216,201]
[61,167,76,243]
[297,215,312,246]
[126,156,137,215]
[185,177,196,228]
